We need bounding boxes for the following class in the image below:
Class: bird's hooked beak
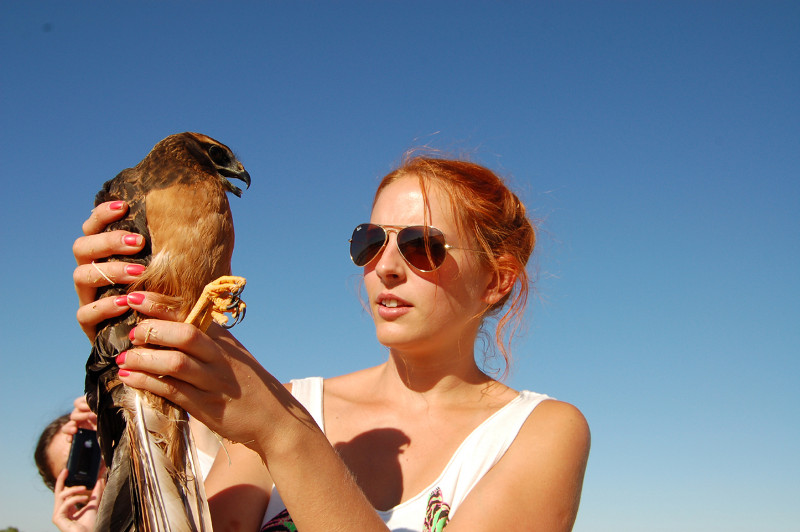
[221,166,251,198]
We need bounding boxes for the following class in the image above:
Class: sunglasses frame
[349,223,477,272]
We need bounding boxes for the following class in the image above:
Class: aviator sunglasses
[349,223,476,272]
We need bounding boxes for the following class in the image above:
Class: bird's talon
[184,276,247,332]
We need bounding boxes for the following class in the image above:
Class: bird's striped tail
[129,390,212,532]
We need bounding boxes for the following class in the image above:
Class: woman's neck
[368,348,500,409]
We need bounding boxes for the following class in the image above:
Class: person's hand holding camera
[52,469,105,532]
[60,396,98,443]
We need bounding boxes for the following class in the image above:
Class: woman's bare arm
[445,400,590,531]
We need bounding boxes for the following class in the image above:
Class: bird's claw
[220,286,246,329]
[184,276,247,332]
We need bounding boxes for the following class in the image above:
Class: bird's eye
[208,145,231,166]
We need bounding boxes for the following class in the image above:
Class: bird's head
[176,133,252,197]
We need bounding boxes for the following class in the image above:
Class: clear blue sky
[1,2,797,531]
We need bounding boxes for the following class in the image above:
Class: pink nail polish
[129,327,136,341]
[123,234,141,246]
[109,201,125,210]
[126,264,145,276]
[118,369,130,377]
[116,351,126,365]
[114,296,129,307]
[127,293,145,305]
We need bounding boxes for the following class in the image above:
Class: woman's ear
[482,256,517,307]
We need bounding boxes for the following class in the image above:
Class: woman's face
[46,431,72,479]
[46,427,107,486]
[363,176,493,358]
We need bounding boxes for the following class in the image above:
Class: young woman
[35,397,106,532]
[72,155,590,531]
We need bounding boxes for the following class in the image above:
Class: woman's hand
[52,469,105,532]
[114,305,388,532]
[69,396,97,431]
[72,201,146,339]
[113,293,292,452]
[60,396,98,443]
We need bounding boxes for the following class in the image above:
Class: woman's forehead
[372,176,455,228]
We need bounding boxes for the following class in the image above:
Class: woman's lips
[376,295,411,319]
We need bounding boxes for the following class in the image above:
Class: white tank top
[261,377,551,532]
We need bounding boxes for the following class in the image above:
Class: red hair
[375,154,536,377]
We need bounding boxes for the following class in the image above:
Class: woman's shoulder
[323,366,384,399]
[444,399,590,529]
[514,398,590,460]
[282,367,380,402]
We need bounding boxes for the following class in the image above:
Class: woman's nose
[374,233,406,281]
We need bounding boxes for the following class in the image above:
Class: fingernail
[123,234,142,246]
[109,201,125,210]
[129,327,136,341]
[126,264,145,276]
[127,293,145,305]
[114,296,129,307]
[116,351,126,365]
[118,369,130,377]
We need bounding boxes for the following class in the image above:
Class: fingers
[91,475,106,500]
[118,322,221,395]
[73,201,144,308]
[55,468,69,491]
[73,201,147,342]
[77,288,184,342]
[82,200,128,236]
[117,319,273,445]
[73,231,145,266]
[58,489,91,509]
[70,401,98,431]
[61,420,78,441]
[118,358,206,408]
[73,259,145,292]
[128,319,217,359]
[70,409,95,423]
[54,469,101,503]
[75,293,131,340]
[53,474,99,529]
[97,461,108,481]
[72,234,145,311]
[117,351,223,425]
[125,292,184,322]
[73,396,90,410]
[119,345,206,381]
[72,230,146,328]
[118,321,238,410]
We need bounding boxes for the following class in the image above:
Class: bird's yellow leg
[184,276,247,332]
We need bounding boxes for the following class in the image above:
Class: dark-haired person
[34,396,105,532]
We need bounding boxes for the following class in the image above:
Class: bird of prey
[85,132,251,531]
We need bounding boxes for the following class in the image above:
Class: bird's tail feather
[95,428,135,532]
[128,389,213,532]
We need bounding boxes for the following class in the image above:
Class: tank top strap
[443,390,551,514]
[288,376,325,432]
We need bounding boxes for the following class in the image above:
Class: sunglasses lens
[350,224,387,266]
[397,226,447,271]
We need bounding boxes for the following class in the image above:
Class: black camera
[65,428,102,489]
